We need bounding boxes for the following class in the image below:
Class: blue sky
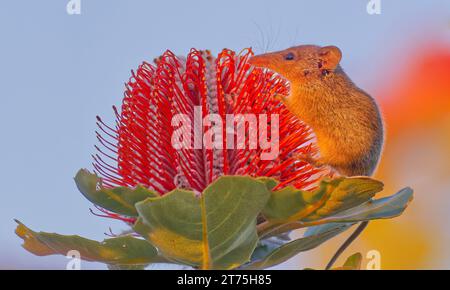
[0,0,449,269]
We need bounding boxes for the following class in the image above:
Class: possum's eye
[284,52,295,60]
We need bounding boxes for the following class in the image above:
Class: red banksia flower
[93,48,321,206]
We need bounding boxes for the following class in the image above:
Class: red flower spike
[93,48,323,202]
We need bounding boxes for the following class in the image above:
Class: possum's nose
[248,55,272,67]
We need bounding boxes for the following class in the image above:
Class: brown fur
[249,45,384,176]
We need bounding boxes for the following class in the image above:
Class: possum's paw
[294,153,325,168]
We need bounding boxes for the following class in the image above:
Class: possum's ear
[318,46,342,70]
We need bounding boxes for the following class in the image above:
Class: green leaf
[244,223,352,269]
[249,235,291,263]
[75,169,158,217]
[107,264,148,270]
[261,180,330,222]
[304,187,414,224]
[14,220,161,266]
[303,222,354,237]
[133,176,271,270]
[303,177,384,221]
[258,177,383,237]
[264,187,413,237]
[263,177,383,223]
[340,252,363,270]
[133,192,203,267]
[305,252,363,270]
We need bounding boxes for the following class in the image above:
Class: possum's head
[249,45,342,85]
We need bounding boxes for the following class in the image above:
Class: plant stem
[325,221,369,270]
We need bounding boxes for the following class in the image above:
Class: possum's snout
[249,54,274,68]
[249,53,291,81]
